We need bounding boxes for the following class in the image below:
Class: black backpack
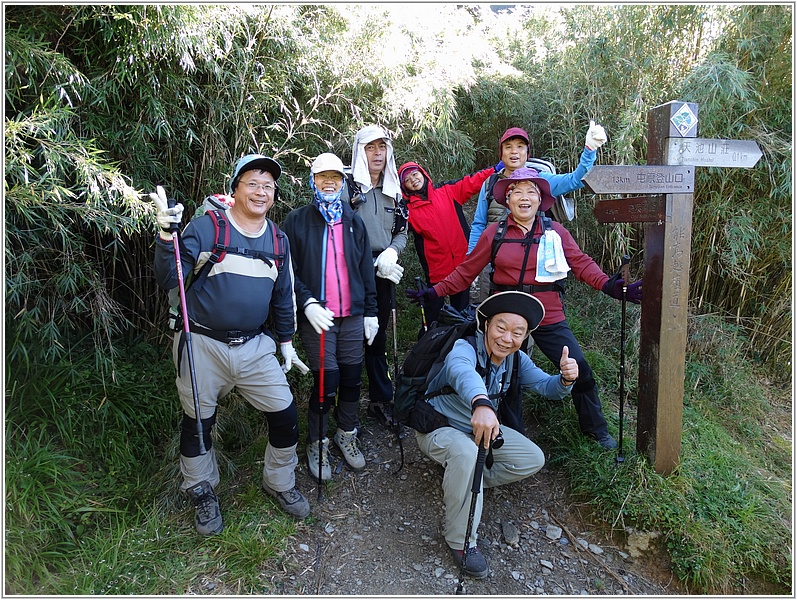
[394,315,521,433]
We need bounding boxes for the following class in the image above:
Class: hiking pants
[364,274,393,403]
[530,319,609,439]
[416,426,544,551]
[173,332,299,493]
[299,315,364,440]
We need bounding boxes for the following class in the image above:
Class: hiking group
[151,121,643,580]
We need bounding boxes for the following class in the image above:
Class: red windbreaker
[400,162,495,283]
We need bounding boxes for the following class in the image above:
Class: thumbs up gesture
[559,345,579,385]
[585,120,607,150]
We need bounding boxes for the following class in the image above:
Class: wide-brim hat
[311,152,345,175]
[230,154,282,194]
[476,291,545,334]
[497,127,530,158]
[493,167,557,212]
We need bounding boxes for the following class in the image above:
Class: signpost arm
[636,101,697,474]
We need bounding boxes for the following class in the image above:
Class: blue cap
[230,154,281,194]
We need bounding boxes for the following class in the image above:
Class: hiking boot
[367,401,397,428]
[186,480,223,536]
[451,545,489,579]
[596,433,618,450]
[333,428,366,471]
[263,482,311,519]
[306,438,332,481]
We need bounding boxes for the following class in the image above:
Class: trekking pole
[455,437,488,595]
[390,283,406,474]
[616,255,630,464]
[317,327,326,500]
[168,198,205,455]
[415,276,428,332]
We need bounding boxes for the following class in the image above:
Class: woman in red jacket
[398,161,498,324]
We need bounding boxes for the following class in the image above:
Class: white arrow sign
[667,138,762,168]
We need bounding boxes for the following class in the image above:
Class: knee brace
[309,369,340,414]
[180,411,216,458]
[265,400,299,448]
[338,363,362,405]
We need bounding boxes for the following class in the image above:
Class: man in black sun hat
[413,291,579,579]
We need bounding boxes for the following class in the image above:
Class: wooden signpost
[586,100,762,474]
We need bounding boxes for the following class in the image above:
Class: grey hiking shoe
[263,483,311,519]
[306,438,332,481]
[333,428,366,471]
[186,480,223,536]
[451,544,489,579]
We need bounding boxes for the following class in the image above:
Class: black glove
[602,274,642,304]
[405,285,438,306]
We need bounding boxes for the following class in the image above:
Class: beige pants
[172,332,298,492]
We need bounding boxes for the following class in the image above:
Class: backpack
[168,196,287,329]
[189,208,286,294]
[394,315,521,433]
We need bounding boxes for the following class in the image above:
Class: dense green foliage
[5,4,791,594]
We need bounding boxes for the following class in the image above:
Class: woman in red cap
[398,160,500,324]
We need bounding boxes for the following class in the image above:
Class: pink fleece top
[324,221,352,317]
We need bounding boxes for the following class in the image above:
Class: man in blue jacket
[414,291,579,579]
[468,122,607,303]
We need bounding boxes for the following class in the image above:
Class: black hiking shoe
[596,433,618,450]
[367,401,397,428]
[186,480,223,536]
[451,545,489,579]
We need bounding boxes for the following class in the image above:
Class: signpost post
[586,100,762,474]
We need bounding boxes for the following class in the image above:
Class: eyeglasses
[241,181,276,193]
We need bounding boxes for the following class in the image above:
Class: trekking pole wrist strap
[560,373,576,386]
[471,397,494,414]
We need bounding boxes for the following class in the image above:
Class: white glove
[304,300,334,334]
[149,185,184,241]
[374,247,398,276]
[585,120,607,150]
[280,341,309,375]
[378,263,404,285]
[363,316,379,346]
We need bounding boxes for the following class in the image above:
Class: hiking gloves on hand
[150,185,184,241]
[585,120,607,150]
[602,273,642,304]
[380,263,404,285]
[363,316,379,346]
[374,247,398,276]
[305,300,334,334]
[280,341,309,375]
[405,284,438,306]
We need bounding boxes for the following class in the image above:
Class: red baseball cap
[498,127,530,158]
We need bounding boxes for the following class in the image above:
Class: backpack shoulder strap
[490,219,509,274]
[268,218,286,274]
[346,174,366,209]
[189,209,228,294]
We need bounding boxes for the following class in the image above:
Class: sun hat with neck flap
[492,167,557,212]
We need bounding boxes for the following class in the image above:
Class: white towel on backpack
[351,125,402,199]
[536,229,570,282]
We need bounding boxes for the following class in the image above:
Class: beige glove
[304,300,334,334]
[149,185,184,241]
[374,247,398,277]
[363,316,379,346]
[280,341,310,375]
[379,263,404,285]
[585,120,607,150]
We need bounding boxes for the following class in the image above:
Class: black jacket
[282,201,378,322]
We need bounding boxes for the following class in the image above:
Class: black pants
[531,319,609,439]
[364,275,394,403]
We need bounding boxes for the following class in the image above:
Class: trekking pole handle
[471,441,487,494]
[167,197,180,233]
[621,255,631,292]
